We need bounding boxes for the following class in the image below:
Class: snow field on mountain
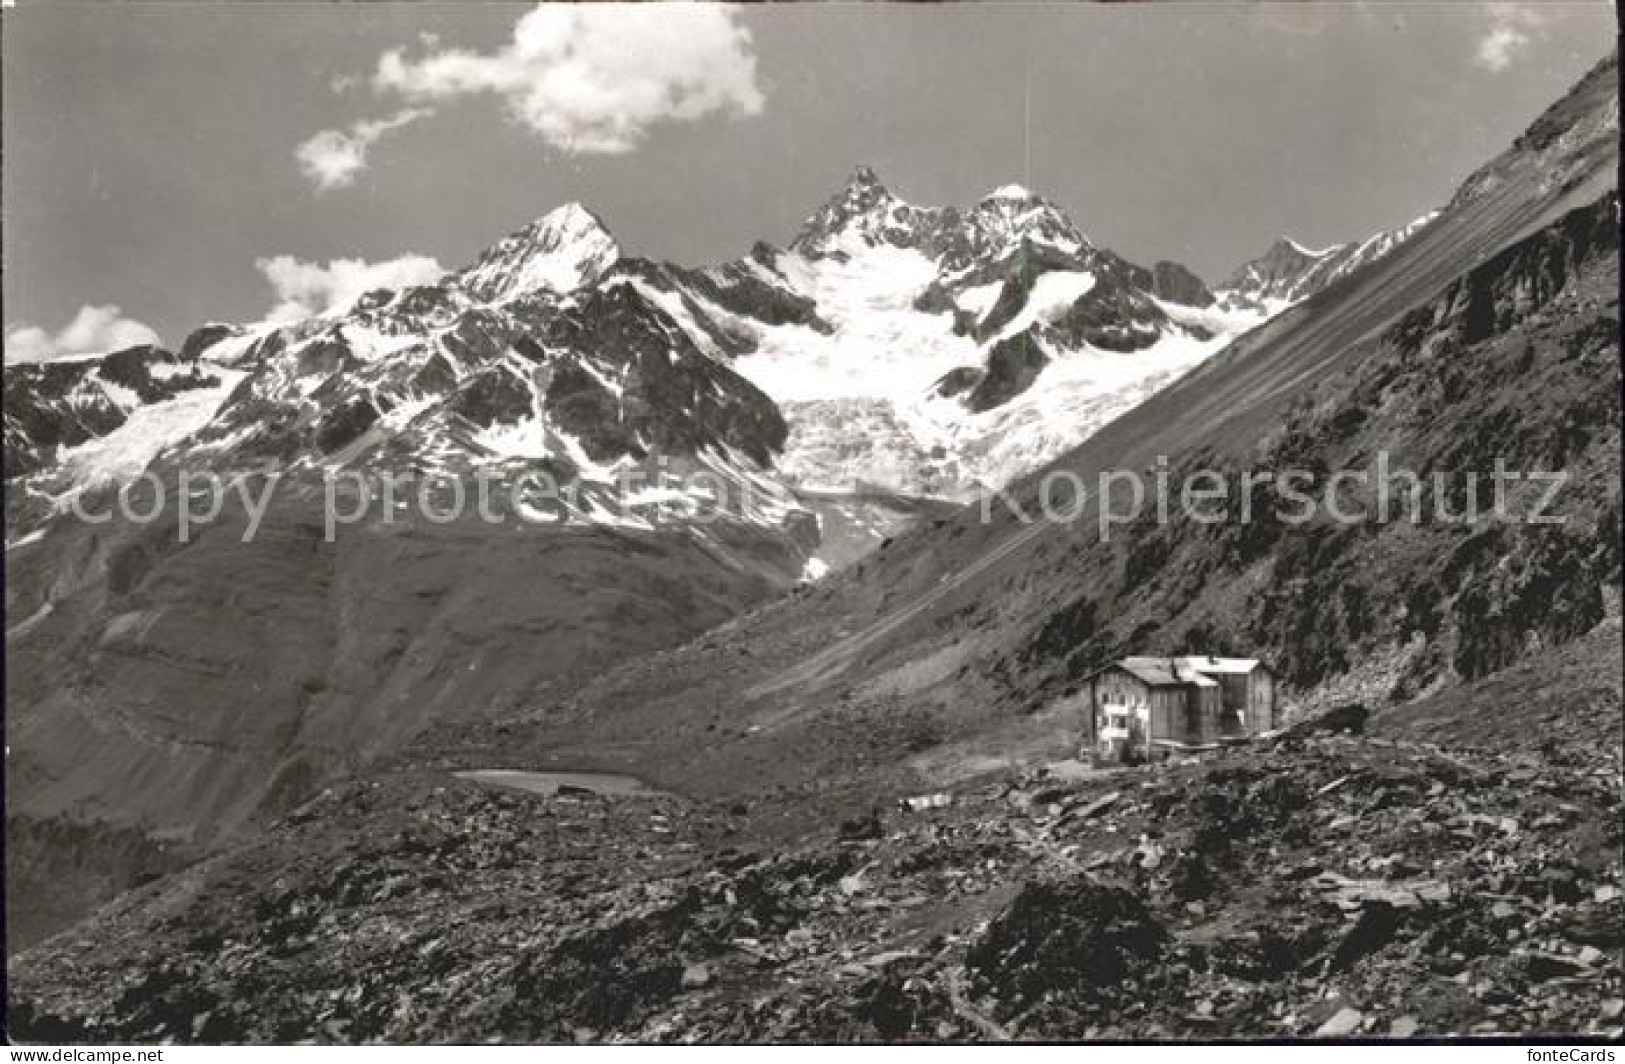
[55,369,245,494]
[733,244,982,404]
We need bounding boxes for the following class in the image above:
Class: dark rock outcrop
[966,331,1049,413]
[966,874,1168,1014]
[1151,261,1215,307]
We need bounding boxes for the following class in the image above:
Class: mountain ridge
[6,163,1437,513]
[1216,211,1441,313]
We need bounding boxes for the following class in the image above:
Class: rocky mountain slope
[6,203,804,543]
[3,203,820,949]
[10,624,1620,1042]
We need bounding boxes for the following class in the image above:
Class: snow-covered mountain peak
[455,201,621,302]
[787,170,1095,279]
[5,164,1439,541]
[1276,235,1336,259]
[846,164,886,192]
[788,166,947,259]
[983,183,1036,201]
[533,201,612,241]
[952,187,1091,265]
[1215,213,1438,312]
[627,172,1258,498]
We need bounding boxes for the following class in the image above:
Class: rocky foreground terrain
[10,623,1620,1043]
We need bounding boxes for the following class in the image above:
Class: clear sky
[2,2,1615,360]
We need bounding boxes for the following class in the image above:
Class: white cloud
[1475,3,1552,72]
[296,107,429,191]
[372,3,763,154]
[256,253,448,323]
[4,305,162,365]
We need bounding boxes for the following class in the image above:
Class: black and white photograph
[2,0,1621,1050]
